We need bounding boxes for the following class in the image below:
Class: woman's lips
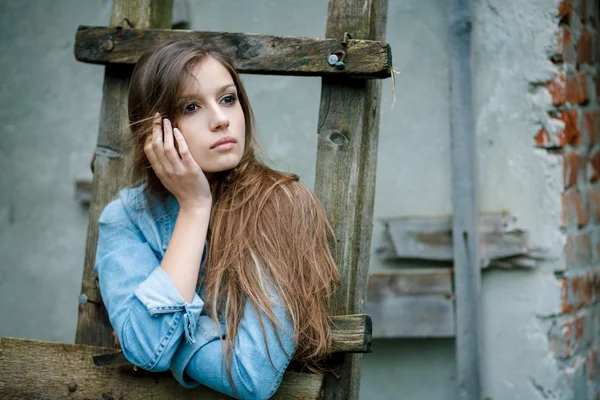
[210,136,237,150]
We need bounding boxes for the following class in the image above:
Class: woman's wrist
[178,199,212,216]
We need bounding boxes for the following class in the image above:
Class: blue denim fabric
[95,185,296,399]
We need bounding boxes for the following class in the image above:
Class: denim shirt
[95,185,296,399]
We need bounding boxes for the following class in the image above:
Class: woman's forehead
[179,57,235,96]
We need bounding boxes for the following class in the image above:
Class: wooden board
[75,0,173,349]
[377,212,530,267]
[75,26,392,78]
[314,0,388,398]
[0,337,322,399]
[366,270,455,338]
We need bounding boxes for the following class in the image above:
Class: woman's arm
[160,206,210,302]
[144,115,213,303]
[169,290,295,400]
[95,195,207,371]
[96,116,213,370]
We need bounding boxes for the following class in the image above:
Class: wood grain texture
[315,1,388,398]
[74,26,392,78]
[0,337,323,399]
[377,212,529,267]
[75,0,173,348]
[366,270,455,338]
[86,314,372,368]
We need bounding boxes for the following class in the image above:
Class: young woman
[94,39,341,399]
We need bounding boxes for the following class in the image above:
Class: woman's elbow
[119,316,179,372]
[231,352,291,399]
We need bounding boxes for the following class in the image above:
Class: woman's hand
[144,113,212,211]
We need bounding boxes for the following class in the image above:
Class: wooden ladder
[0,0,390,398]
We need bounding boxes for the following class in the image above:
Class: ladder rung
[74,26,392,78]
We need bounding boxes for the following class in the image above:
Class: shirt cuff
[133,266,205,344]
[170,315,226,388]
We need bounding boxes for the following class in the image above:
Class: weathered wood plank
[366,270,455,338]
[88,314,372,368]
[330,315,372,353]
[377,212,531,267]
[367,269,453,297]
[314,0,388,398]
[74,26,392,78]
[75,0,173,348]
[0,337,323,399]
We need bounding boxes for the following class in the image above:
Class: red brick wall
[538,1,600,397]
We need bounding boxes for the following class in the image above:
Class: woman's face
[175,56,246,179]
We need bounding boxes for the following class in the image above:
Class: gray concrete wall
[0,0,570,399]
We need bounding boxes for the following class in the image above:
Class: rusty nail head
[67,381,78,392]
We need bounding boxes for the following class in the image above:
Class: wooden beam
[314,0,388,398]
[366,270,455,338]
[74,26,392,78]
[89,314,372,369]
[377,212,532,267]
[0,337,322,399]
[75,0,173,348]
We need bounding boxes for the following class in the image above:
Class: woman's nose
[209,107,230,131]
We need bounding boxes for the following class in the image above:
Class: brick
[549,309,594,358]
[536,111,580,148]
[588,348,599,380]
[586,184,600,221]
[577,30,593,64]
[592,227,600,261]
[535,128,552,147]
[564,231,593,270]
[563,188,590,227]
[560,269,600,313]
[566,71,589,104]
[564,152,588,188]
[575,0,587,21]
[556,27,575,63]
[582,111,600,147]
[547,71,567,105]
[561,110,582,146]
[587,347,600,399]
[560,0,575,22]
[591,150,600,182]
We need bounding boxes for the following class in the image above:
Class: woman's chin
[202,160,242,175]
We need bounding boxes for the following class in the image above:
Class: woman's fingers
[151,114,174,173]
[144,135,163,175]
[173,128,198,170]
[162,118,185,172]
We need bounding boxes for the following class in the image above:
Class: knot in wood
[329,131,349,146]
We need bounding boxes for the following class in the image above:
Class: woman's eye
[221,94,237,106]
[184,103,200,113]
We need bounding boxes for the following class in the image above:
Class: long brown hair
[126,39,341,382]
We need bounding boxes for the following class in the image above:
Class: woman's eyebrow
[181,83,236,98]
[219,83,236,92]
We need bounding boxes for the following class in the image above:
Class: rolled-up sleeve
[95,199,205,372]
[170,290,296,399]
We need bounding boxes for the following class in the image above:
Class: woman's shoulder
[99,184,147,224]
